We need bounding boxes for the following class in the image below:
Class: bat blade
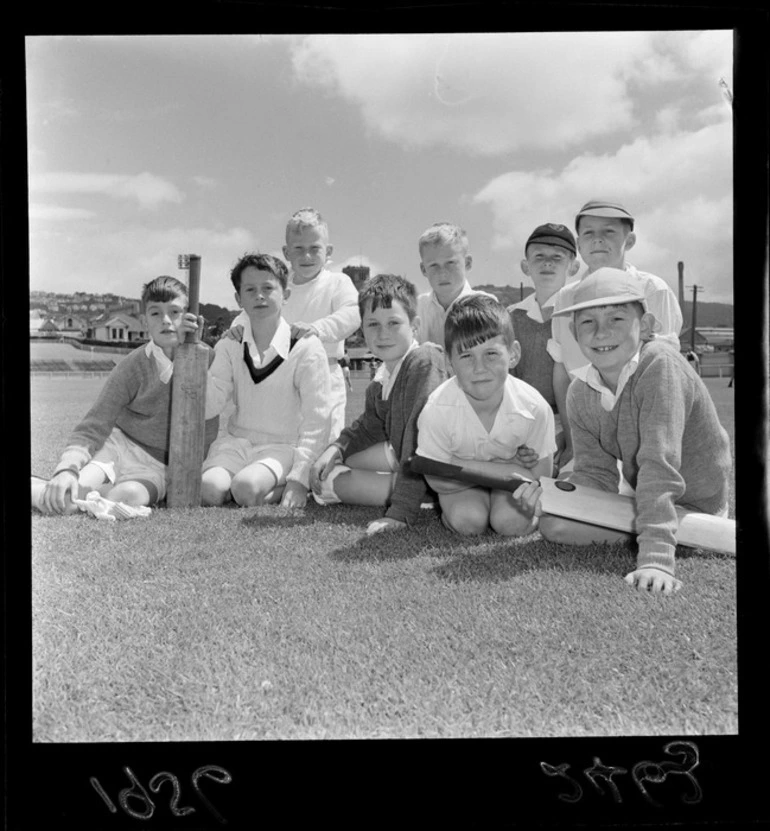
[167,255,207,508]
[539,477,736,555]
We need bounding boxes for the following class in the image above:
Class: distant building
[89,313,147,343]
[30,317,59,338]
[342,265,371,291]
[54,314,88,338]
[679,326,733,353]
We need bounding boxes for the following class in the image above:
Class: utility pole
[677,261,685,309]
[520,282,524,302]
[688,284,705,352]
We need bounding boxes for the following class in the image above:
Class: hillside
[475,284,733,327]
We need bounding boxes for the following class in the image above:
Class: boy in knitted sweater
[31,276,220,513]
[310,274,447,535]
[201,253,332,509]
[519,267,732,595]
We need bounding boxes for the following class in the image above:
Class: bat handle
[184,255,201,344]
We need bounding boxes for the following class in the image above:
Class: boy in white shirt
[201,253,332,509]
[415,222,495,351]
[416,294,556,536]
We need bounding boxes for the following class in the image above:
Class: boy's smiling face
[522,243,579,297]
[576,216,636,273]
[571,302,653,389]
[361,299,418,372]
[450,334,520,411]
[419,239,472,308]
[283,225,332,284]
[235,266,288,326]
[143,296,187,356]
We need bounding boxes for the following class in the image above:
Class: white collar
[510,290,559,322]
[585,346,642,411]
[374,339,419,399]
[429,280,474,310]
[144,340,174,384]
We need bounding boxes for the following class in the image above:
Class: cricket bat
[166,255,208,508]
[407,456,736,555]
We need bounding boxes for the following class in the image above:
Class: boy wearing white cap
[550,199,683,472]
[517,267,731,595]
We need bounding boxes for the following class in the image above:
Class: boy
[521,267,732,595]
[310,274,448,535]
[201,253,332,509]
[550,199,683,470]
[508,222,579,458]
[31,276,219,514]
[416,222,495,350]
[416,294,556,537]
[229,208,359,441]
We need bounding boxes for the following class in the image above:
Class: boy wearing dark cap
[508,223,580,411]
[517,267,731,595]
[550,199,683,472]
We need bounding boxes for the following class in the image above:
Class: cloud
[29,172,184,209]
[472,120,733,301]
[29,204,95,221]
[288,32,731,156]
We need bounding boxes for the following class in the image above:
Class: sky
[26,31,735,312]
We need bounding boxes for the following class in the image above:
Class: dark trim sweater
[333,342,448,524]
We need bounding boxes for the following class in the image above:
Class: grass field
[31,371,738,741]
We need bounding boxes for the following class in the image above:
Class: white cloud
[29,171,184,209]
[473,120,733,302]
[29,204,95,221]
[288,31,729,156]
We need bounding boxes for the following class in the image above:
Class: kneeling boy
[32,276,219,513]
[416,294,556,536]
[526,267,732,594]
[310,274,448,535]
[202,253,332,508]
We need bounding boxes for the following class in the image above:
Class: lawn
[30,372,738,741]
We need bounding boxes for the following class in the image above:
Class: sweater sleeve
[310,276,362,344]
[385,348,449,524]
[334,382,388,458]
[286,338,333,487]
[630,354,690,574]
[54,359,140,473]
[205,339,236,418]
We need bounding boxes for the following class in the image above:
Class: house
[679,326,733,353]
[54,314,88,339]
[30,316,59,338]
[88,312,147,343]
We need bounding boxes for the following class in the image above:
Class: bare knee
[441,503,489,536]
[201,480,230,507]
[230,476,270,507]
[490,507,532,537]
[539,514,582,544]
[107,481,152,507]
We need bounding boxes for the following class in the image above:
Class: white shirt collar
[509,290,559,322]
[429,280,475,310]
[290,267,327,287]
[584,346,642,411]
[240,315,291,365]
[374,339,419,399]
[144,340,173,384]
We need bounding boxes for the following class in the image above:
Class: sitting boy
[415,221,495,351]
[415,294,556,536]
[520,267,732,595]
[201,253,332,509]
[310,274,448,535]
[32,276,219,513]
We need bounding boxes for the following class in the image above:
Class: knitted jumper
[510,307,556,409]
[55,346,219,473]
[567,339,732,575]
[333,342,448,525]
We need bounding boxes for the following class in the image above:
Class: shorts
[89,428,168,503]
[313,441,398,505]
[202,435,295,483]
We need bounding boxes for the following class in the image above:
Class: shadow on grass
[237,500,387,531]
